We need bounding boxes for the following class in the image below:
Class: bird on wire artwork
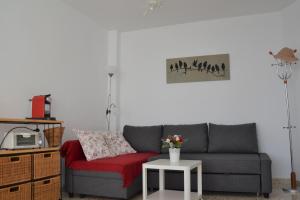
[169,59,227,77]
[166,54,230,84]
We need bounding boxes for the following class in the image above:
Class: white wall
[282,0,300,179]
[119,12,296,178]
[0,0,108,141]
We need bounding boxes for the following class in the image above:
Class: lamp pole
[283,78,297,191]
[106,73,114,131]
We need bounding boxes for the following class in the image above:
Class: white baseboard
[273,178,300,188]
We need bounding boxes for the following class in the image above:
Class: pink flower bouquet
[162,135,184,149]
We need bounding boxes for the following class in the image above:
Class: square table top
[143,159,201,171]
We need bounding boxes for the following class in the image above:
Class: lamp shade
[106,65,118,75]
[269,47,298,64]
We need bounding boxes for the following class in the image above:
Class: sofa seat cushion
[69,152,158,188]
[148,153,260,174]
[161,124,208,153]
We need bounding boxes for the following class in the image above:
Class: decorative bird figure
[193,60,198,68]
[183,62,188,75]
[221,63,226,71]
[198,63,202,71]
[170,64,173,72]
[211,66,215,73]
[179,60,183,69]
[207,64,211,73]
[215,64,220,74]
[184,62,188,68]
[175,63,179,72]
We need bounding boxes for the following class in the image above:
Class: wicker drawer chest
[0,148,61,200]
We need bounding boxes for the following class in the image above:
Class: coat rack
[269,47,299,193]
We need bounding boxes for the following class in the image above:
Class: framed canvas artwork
[166,54,230,83]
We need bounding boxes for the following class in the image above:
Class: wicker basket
[43,127,65,147]
[33,176,60,200]
[0,155,31,186]
[0,183,31,200]
[34,152,60,179]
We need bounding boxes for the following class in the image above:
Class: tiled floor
[63,181,300,200]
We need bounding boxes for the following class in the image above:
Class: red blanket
[61,140,158,187]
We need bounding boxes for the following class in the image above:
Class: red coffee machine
[29,94,55,120]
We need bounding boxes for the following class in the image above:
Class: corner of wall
[281,0,300,180]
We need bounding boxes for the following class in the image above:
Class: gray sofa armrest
[259,153,272,194]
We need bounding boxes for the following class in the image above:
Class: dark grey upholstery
[208,123,258,153]
[161,124,208,153]
[147,172,261,193]
[65,168,142,199]
[260,153,273,194]
[123,125,162,153]
[149,153,261,174]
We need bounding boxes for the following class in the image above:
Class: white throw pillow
[103,132,136,156]
[74,129,115,161]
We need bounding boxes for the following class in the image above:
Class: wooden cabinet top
[0,118,64,125]
[0,147,60,156]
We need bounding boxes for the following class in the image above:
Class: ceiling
[62,0,295,32]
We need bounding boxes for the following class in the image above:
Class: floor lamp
[106,67,117,132]
[269,47,299,193]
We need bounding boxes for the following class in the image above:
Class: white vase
[169,148,180,163]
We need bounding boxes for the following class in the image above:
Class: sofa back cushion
[208,123,258,153]
[123,125,162,153]
[161,124,208,153]
[103,132,136,156]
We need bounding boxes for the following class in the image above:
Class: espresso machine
[28,94,55,120]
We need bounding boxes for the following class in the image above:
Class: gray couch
[64,123,272,199]
[124,123,272,198]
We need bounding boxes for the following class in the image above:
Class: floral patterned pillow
[103,132,136,156]
[74,129,115,161]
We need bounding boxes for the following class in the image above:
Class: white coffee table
[142,159,202,200]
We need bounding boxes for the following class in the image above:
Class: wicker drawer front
[34,151,60,179]
[0,155,31,186]
[0,183,31,200]
[33,176,60,200]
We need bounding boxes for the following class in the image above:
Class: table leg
[159,169,165,191]
[143,166,147,200]
[184,169,191,200]
[197,165,202,200]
